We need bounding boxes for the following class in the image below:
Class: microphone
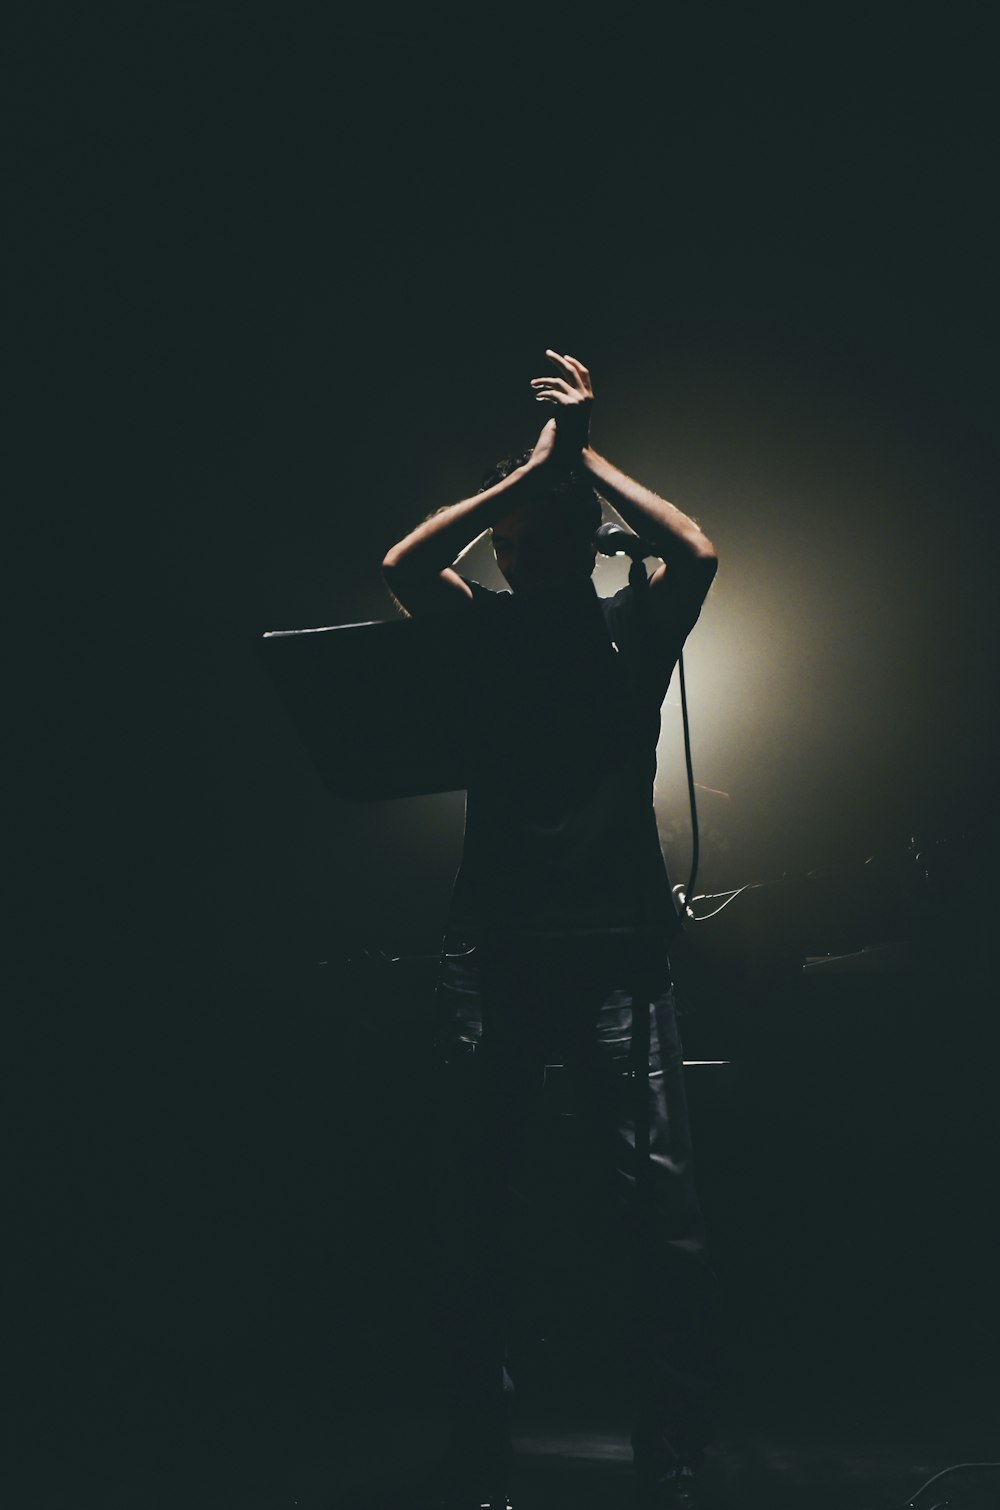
[594,523,656,561]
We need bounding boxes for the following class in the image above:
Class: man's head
[480,450,602,595]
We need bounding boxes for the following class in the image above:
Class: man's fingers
[530,376,572,392]
[559,352,590,380]
[544,349,578,379]
[545,349,589,378]
[544,350,593,400]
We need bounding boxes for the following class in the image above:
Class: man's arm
[381,420,558,616]
[532,351,718,636]
[582,445,718,628]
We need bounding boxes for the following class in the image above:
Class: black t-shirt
[446,574,689,946]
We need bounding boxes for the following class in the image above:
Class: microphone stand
[622,548,697,1431]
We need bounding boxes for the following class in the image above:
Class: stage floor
[17,1367,1000,1508]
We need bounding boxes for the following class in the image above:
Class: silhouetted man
[382,351,719,1510]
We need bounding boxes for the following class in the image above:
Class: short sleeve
[458,576,503,603]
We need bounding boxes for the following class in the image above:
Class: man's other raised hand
[530,350,594,462]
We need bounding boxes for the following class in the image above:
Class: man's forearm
[382,460,545,579]
[582,447,717,566]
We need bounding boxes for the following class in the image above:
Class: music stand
[259,583,626,801]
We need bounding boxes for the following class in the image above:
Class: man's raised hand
[530,350,594,462]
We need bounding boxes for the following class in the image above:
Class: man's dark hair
[479,450,603,540]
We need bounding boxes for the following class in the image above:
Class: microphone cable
[676,647,700,921]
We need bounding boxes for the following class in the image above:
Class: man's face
[491,499,597,595]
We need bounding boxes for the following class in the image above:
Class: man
[382,352,720,1509]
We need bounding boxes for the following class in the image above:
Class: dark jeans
[430,931,718,1492]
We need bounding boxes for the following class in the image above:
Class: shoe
[427,1466,512,1510]
[638,1464,701,1508]
[431,1497,512,1510]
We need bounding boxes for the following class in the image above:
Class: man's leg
[430,945,535,1504]
[572,966,720,1493]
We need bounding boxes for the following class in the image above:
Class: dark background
[10,6,999,1504]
